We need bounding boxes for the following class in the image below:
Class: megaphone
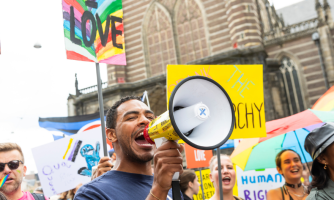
[143,76,235,150]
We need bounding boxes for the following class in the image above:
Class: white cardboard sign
[236,166,285,200]
[32,127,103,197]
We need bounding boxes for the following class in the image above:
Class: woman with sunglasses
[267,149,309,200]
[304,123,334,199]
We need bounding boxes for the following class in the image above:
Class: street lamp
[312,32,330,90]
[34,43,42,48]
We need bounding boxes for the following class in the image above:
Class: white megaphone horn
[143,76,235,150]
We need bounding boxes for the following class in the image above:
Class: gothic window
[176,0,208,64]
[157,0,177,13]
[145,5,177,77]
[280,57,305,114]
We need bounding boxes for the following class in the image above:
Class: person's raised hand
[150,141,184,199]
[95,156,114,178]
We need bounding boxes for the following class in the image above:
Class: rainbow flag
[62,0,126,65]
[0,174,9,188]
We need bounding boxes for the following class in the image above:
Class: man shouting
[75,96,184,200]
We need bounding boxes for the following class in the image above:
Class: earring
[324,163,327,170]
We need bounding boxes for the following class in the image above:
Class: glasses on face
[0,160,23,172]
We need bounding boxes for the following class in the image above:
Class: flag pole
[217,148,223,200]
[95,62,108,157]
[199,169,205,200]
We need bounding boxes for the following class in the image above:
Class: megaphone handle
[154,138,182,200]
[154,138,180,180]
[172,180,182,200]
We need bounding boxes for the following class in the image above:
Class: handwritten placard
[185,144,212,169]
[236,166,284,200]
[193,169,215,200]
[167,65,266,139]
[62,0,126,65]
[32,127,103,197]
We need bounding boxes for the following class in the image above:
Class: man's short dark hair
[106,96,142,129]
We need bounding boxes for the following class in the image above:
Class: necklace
[284,185,306,198]
[285,182,302,188]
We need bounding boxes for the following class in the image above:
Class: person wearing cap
[304,122,334,199]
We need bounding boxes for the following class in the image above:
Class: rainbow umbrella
[312,86,334,111]
[231,109,334,171]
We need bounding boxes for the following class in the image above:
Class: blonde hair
[209,154,230,172]
[0,143,24,163]
[58,191,68,200]
[66,188,75,199]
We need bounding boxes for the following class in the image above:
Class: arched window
[280,57,305,114]
[176,0,208,63]
[145,4,177,77]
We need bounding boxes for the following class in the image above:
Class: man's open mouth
[135,132,153,147]
[5,177,14,182]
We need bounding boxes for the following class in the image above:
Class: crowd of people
[0,96,333,200]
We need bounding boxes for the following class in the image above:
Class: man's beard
[118,133,153,163]
[0,176,22,195]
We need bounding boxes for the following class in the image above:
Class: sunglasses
[0,160,23,172]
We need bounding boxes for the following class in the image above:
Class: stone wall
[107,0,267,86]
[266,34,328,106]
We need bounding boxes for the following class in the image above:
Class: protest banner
[167,65,266,139]
[193,169,215,200]
[32,127,103,197]
[184,144,212,169]
[236,166,285,200]
[62,0,126,65]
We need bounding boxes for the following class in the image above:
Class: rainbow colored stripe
[0,174,9,188]
[312,86,334,111]
[62,0,126,65]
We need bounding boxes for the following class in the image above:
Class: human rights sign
[62,0,126,65]
[167,65,266,139]
[236,166,285,200]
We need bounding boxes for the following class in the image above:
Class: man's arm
[146,141,184,200]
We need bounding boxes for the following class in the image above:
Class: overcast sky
[0,0,303,174]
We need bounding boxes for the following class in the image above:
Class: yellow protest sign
[193,169,215,200]
[193,167,239,200]
[167,65,266,139]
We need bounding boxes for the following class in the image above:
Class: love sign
[184,144,213,169]
[62,0,126,65]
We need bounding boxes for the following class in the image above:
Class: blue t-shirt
[74,170,176,200]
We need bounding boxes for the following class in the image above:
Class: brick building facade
[68,0,334,122]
